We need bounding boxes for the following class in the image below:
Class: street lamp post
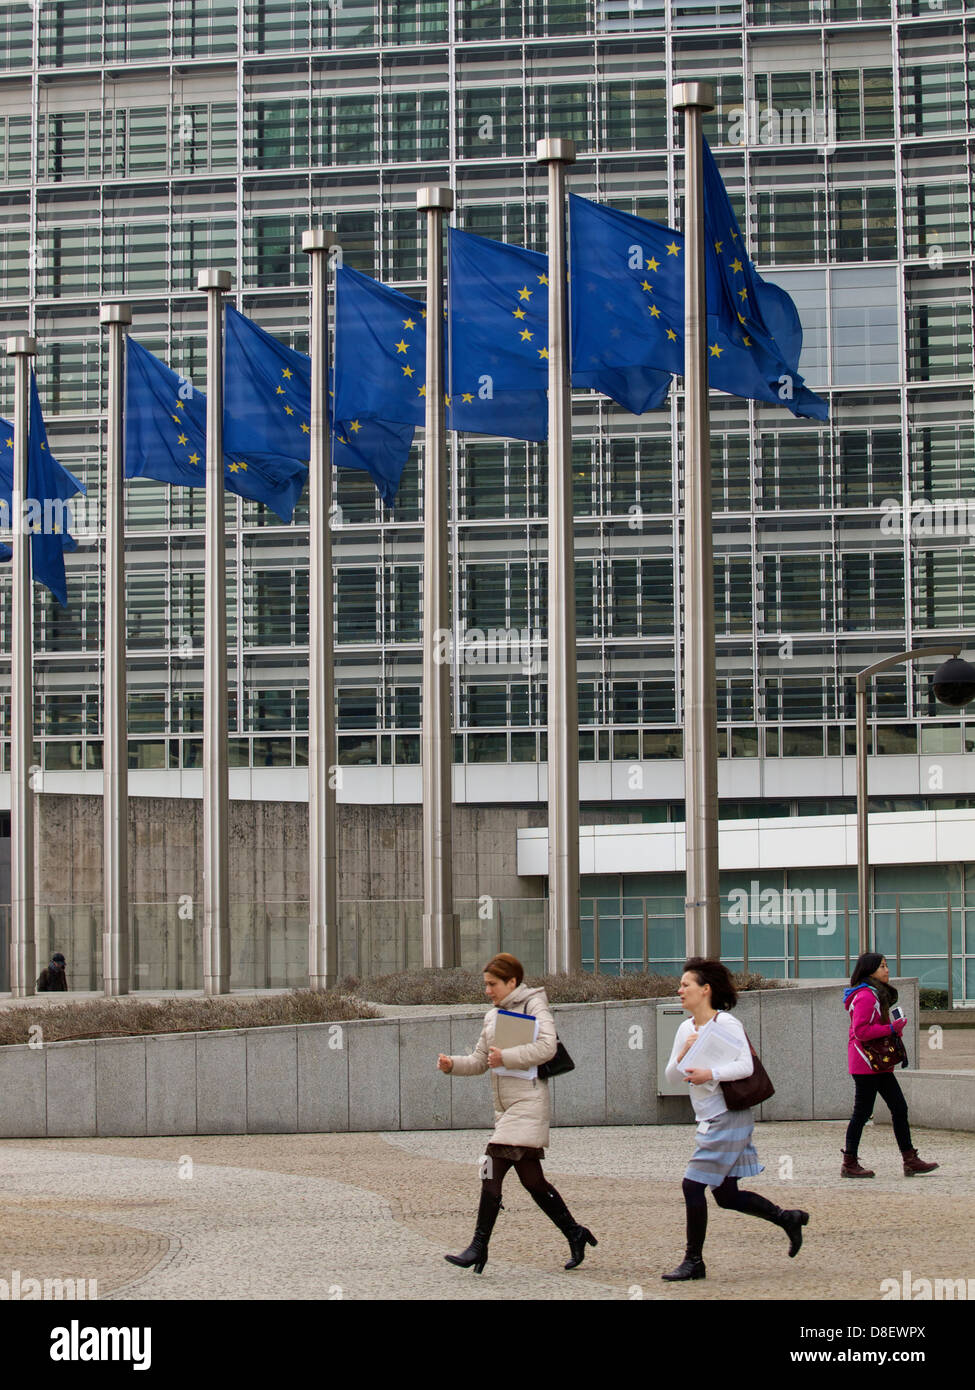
[855,645,975,953]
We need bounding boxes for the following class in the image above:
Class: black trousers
[845,1071,913,1154]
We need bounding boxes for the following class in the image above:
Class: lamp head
[932,657,975,707]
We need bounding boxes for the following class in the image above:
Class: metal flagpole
[6,334,37,997]
[302,229,338,990]
[100,302,133,996]
[673,82,721,961]
[416,185,459,969]
[536,137,581,975]
[198,269,232,995]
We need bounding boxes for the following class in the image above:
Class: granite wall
[0,982,922,1138]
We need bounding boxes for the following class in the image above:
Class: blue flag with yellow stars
[569,194,678,414]
[569,171,828,421]
[448,228,548,442]
[223,305,413,509]
[124,336,308,523]
[701,138,828,420]
[334,266,428,428]
[0,378,86,606]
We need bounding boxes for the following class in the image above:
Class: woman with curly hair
[661,957,809,1282]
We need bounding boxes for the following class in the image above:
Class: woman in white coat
[437,952,597,1274]
[662,957,809,1281]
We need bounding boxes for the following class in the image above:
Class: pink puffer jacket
[845,983,906,1075]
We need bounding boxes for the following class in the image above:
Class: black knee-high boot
[715,1183,809,1258]
[663,1180,707,1280]
[444,1188,502,1274]
[528,1185,598,1269]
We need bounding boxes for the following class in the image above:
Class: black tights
[681,1176,782,1256]
[481,1154,551,1202]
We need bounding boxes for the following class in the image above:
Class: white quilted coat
[448,984,558,1147]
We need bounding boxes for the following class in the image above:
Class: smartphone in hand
[890,1005,905,1022]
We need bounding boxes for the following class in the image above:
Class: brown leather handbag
[720,1033,775,1110]
[859,1032,909,1072]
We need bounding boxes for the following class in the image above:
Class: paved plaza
[0,1120,972,1301]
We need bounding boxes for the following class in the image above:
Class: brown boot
[841,1149,875,1178]
[902,1149,939,1176]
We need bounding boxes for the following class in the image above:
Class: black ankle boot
[529,1186,598,1269]
[776,1208,809,1258]
[662,1252,706,1281]
[444,1190,502,1274]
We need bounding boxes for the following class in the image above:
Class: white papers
[494,1008,539,1079]
[680,1017,742,1075]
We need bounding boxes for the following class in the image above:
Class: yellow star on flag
[520,329,533,341]
[647,257,660,272]
[395,340,408,353]
[301,423,310,433]
[518,286,532,301]
[189,452,200,464]
[462,393,474,403]
[649,304,661,318]
[281,369,293,379]
[276,386,285,395]
[418,384,426,396]
[402,364,414,377]
[538,273,549,286]
[714,240,723,254]
[731,258,743,274]
[403,318,415,330]
[513,308,526,320]
[177,433,188,445]
[284,405,294,415]
[666,329,677,341]
[708,343,722,357]
[666,242,681,256]
[738,288,748,301]
[641,280,653,293]
[350,420,361,432]
[538,347,549,359]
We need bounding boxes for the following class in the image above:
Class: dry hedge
[339,967,781,1007]
[0,991,380,1047]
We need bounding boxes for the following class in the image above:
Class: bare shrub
[342,968,783,1007]
[0,991,379,1047]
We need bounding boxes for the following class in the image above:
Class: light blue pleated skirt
[684,1107,764,1187]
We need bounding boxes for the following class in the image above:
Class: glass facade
[0,1,973,801]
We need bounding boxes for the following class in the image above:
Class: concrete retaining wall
[0,981,920,1139]
[873,1069,975,1134]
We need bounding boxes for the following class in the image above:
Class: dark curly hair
[683,957,738,1011]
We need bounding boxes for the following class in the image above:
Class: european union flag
[124,337,308,523]
[224,305,414,508]
[0,377,86,606]
[702,138,828,421]
[569,194,678,414]
[333,266,428,428]
[569,167,829,421]
[448,228,548,442]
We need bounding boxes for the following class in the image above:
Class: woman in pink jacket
[841,952,939,1178]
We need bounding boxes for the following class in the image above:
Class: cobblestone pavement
[0,1121,971,1301]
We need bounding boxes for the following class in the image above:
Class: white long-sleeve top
[664,1011,755,1120]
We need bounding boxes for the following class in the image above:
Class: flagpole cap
[5,336,37,357]
[416,186,454,212]
[672,82,715,112]
[536,138,576,164]
[99,303,132,326]
[302,229,337,253]
[196,269,233,292]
